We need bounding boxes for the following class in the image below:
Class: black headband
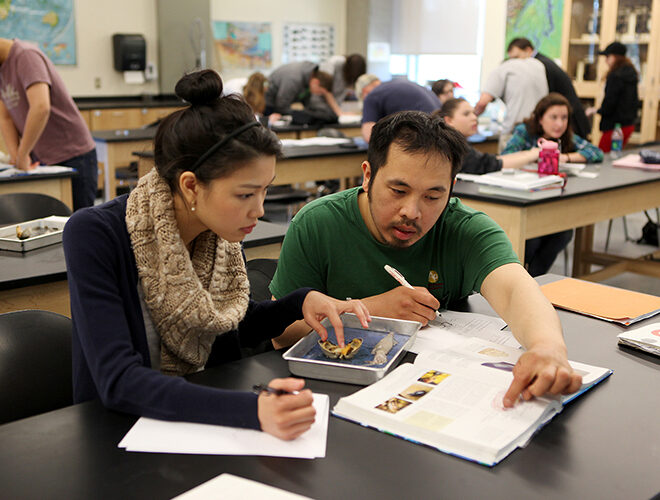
[188,121,260,172]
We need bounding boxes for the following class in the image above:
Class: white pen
[383,265,440,318]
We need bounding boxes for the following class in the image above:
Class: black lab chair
[0,192,72,226]
[0,310,73,424]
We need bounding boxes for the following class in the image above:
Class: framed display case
[561,0,660,144]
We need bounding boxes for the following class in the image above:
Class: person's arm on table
[319,87,343,117]
[500,124,532,154]
[499,148,540,169]
[480,263,582,407]
[570,134,604,163]
[15,82,50,170]
[0,100,20,162]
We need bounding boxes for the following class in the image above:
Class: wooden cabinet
[561,0,660,144]
[87,106,182,131]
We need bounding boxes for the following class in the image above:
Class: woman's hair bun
[175,69,224,106]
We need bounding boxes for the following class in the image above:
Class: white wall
[480,0,507,89]
[55,0,501,97]
[58,0,160,97]
[210,0,347,80]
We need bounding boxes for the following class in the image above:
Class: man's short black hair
[367,111,469,184]
[507,37,534,52]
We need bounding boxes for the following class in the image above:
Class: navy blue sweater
[63,195,310,429]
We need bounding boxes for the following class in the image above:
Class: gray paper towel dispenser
[112,34,146,71]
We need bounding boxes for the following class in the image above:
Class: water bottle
[537,138,559,176]
[610,123,623,159]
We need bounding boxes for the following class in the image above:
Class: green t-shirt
[270,187,519,307]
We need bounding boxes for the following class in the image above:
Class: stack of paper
[541,278,660,326]
[173,474,312,500]
[410,310,518,354]
[0,164,74,177]
[457,171,564,200]
[279,137,352,147]
[118,394,329,459]
[617,322,660,356]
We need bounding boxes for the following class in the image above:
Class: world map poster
[0,0,76,65]
[213,21,271,70]
[505,0,564,59]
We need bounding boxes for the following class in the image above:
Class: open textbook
[332,337,611,466]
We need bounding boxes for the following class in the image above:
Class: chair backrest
[0,310,73,424]
[246,258,278,303]
[0,192,72,226]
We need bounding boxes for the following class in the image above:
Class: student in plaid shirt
[503,93,603,164]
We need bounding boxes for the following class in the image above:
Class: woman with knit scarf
[63,69,370,440]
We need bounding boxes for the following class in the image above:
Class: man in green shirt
[271,111,582,407]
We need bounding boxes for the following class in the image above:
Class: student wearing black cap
[588,42,639,152]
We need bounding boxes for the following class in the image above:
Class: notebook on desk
[541,278,660,326]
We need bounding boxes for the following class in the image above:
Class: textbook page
[333,337,611,466]
[118,394,329,458]
[409,310,518,354]
[333,338,560,466]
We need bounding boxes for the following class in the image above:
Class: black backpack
[638,211,659,246]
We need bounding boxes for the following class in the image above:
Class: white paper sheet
[0,165,74,177]
[172,473,312,500]
[118,393,329,459]
[409,310,519,354]
[279,137,352,147]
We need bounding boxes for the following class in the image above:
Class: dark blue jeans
[60,148,98,211]
[525,230,574,277]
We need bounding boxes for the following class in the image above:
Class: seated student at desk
[502,93,603,163]
[502,93,604,276]
[436,98,540,173]
[356,74,440,142]
[63,70,370,440]
[270,111,582,407]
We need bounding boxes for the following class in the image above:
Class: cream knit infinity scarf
[125,170,250,376]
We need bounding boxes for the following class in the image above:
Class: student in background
[431,79,455,106]
[319,53,366,104]
[502,93,603,276]
[63,69,370,440]
[355,74,440,142]
[436,98,540,174]
[242,72,267,116]
[270,110,582,408]
[0,37,97,210]
[503,93,603,163]
[587,42,638,152]
[264,61,337,124]
[475,57,548,140]
[506,37,591,139]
